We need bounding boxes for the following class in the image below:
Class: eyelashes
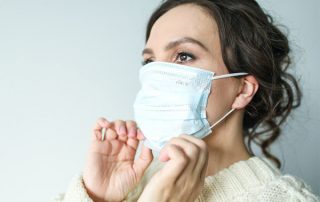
[142,51,197,66]
[141,58,153,66]
[176,52,196,64]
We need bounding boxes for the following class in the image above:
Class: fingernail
[128,128,136,138]
[104,121,110,128]
[120,125,126,135]
[101,127,106,141]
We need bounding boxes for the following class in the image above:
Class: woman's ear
[232,75,259,109]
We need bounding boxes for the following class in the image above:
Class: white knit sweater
[52,157,319,202]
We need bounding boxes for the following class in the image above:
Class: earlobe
[232,76,259,109]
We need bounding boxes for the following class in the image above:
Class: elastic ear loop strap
[212,72,248,80]
[209,72,248,129]
[209,108,235,129]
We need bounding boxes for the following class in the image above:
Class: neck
[203,109,251,177]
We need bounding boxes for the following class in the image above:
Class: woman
[54,0,319,201]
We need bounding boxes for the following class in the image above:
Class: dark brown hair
[145,0,301,168]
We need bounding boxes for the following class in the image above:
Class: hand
[83,118,153,202]
[138,135,208,202]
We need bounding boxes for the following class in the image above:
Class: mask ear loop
[208,72,248,129]
[212,72,248,80]
[209,108,235,129]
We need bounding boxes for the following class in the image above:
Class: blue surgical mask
[133,61,248,152]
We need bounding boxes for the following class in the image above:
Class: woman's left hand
[138,134,209,202]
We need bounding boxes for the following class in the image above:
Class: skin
[83,119,153,202]
[83,3,259,202]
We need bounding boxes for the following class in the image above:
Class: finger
[167,137,200,171]
[200,151,209,181]
[126,120,137,138]
[179,134,207,151]
[133,143,154,180]
[178,134,208,164]
[179,135,208,175]
[126,138,139,150]
[92,117,111,141]
[118,133,128,142]
[125,121,139,151]
[101,127,106,141]
[92,117,111,131]
[170,137,200,159]
[106,128,117,140]
[158,144,188,179]
[114,120,127,136]
[137,128,145,140]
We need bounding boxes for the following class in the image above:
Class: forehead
[146,4,219,51]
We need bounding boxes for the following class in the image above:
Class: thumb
[133,143,153,179]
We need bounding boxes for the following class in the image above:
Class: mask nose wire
[209,108,236,129]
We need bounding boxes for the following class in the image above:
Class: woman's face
[142,4,242,128]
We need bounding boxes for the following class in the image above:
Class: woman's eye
[142,59,153,66]
[176,52,195,63]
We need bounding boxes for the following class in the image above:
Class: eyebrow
[142,37,209,55]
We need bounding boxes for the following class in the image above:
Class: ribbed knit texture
[52,157,319,202]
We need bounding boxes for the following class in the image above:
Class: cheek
[206,79,238,124]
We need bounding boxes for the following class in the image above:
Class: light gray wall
[0,0,318,201]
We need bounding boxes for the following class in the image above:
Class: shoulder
[254,174,319,202]
[198,157,319,202]
[259,174,319,201]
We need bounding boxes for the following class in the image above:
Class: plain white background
[0,0,319,201]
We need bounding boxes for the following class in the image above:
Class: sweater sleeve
[51,173,94,202]
[51,160,163,202]
[195,157,320,202]
[258,175,320,202]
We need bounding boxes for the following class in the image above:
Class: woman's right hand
[83,118,153,202]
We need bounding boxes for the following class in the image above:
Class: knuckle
[114,119,125,125]
[178,154,189,166]
[97,117,106,123]
[166,144,176,151]
[98,117,106,121]
[198,140,207,150]
[114,119,121,123]
[126,120,137,127]
[168,145,188,164]
[166,144,178,155]
[93,118,105,130]
[189,144,200,156]
[106,128,115,135]
[166,138,177,146]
